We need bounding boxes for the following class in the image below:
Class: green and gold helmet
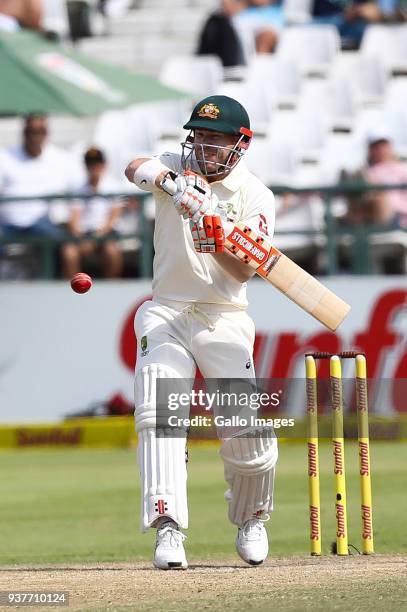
[181,95,253,178]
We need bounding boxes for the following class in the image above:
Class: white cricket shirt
[151,152,275,309]
[0,144,79,227]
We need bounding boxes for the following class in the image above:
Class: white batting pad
[135,363,187,431]
[138,427,188,532]
[135,364,190,532]
[220,427,278,526]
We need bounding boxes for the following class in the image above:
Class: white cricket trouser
[134,298,278,531]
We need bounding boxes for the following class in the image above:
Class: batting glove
[161,171,212,223]
[190,215,225,253]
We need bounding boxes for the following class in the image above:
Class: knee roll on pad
[135,363,188,432]
[220,427,278,475]
[220,427,278,526]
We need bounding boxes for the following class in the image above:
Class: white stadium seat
[274,193,325,253]
[247,55,302,109]
[244,132,298,185]
[361,24,407,74]
[78,37,140,71]
[215,81,276,135]
[318,133,365,184]
[93,105,158,181]
[276,25,340,76]
[41,0,69,36]
[264,110,329,163]
[283,0,312,24]
[332,52,389,106]
[146,99,193,139]
[297,78,360,131]
[159,55,223,98]
[385,78,407,113]
[354,106,407,160]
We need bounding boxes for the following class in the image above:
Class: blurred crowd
[0,0,406,278]
[1,0,406,46]
[1,113,406,279]
[196,0,407,65]
[0,115,144,280]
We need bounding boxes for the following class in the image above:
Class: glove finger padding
[178,187,211,222]
[190,215,225,253]
[172,171,212,223]
[184,171,211,196]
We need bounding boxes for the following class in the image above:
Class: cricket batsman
[125,95,278,569]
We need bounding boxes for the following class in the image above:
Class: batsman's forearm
[125,158,173,193]
[211,249,256,283]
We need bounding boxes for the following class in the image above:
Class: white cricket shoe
[154,520,188,570]
[236,517,269,566]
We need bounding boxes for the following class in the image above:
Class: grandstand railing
[0,183,406,279]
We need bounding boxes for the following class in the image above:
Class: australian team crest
[198,103,220,120]
[141,335,149,357]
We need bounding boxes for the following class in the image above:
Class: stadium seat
[102,0,133,18]
[0,118,23,148]
[49,116,96,149]
[153,137,184,158]
[274,193,325,258]
[244,132,298,185]
[146,99,192,139]
[361,24,407,74]
[332,53,389,106]
[369,231,407,274]
[385,78,407,113]
[276,25,340,76]
[215,81,276,135]
[283,0,312,24]
[109,9,162,36]
[318,133,365,184]
[353,107,407,159]
[263,110,328,163]
[297,78,360,131]
[137,0,217,7]
[159,55,223,97]
[93,106,158,181]
[78,37,139,70]
[246,55,302,109]
[41,0,69,36]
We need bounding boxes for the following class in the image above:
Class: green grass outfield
[0,442,406,565]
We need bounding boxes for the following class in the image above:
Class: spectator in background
[312,0,381,49]
[342,130,407,227]
[0,0,42,31]
[364,132,407,227]
[197,0,248,68]
[0,114,77,239]
[62,147,123,279]
[379,0,407,22]
[234,0,284,53]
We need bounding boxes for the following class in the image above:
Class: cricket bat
[225,222,351,331]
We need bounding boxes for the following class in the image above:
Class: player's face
[193,129,240,178]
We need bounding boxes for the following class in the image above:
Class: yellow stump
[306,355,321,556]
[330,356,348,556]
[355,354,374,554]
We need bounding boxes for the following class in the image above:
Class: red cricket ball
[70,272,92,294]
